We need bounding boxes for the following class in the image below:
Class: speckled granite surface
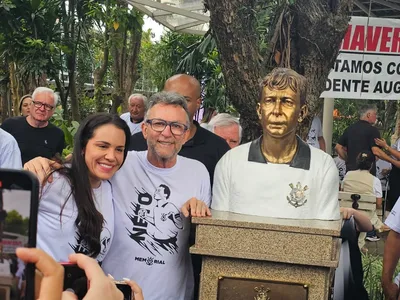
[191,210,342,300]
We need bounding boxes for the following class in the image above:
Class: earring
[298,117,303,123]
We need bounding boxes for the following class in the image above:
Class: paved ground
[365,231,388,257]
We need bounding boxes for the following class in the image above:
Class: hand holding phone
[16,247,64,300]
[0,169,39,300]
[61,253,125,300]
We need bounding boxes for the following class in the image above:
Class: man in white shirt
[306,116,326,151]
[120,94,148,135]
[0,128,22,169]
[383,200,400,299]
[24,92,211,300]
[102,91,211,300]
[212,68,340,220]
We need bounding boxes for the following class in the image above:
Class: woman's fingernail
[108,274,115,279]
[123,277,130,282]
[65,288,75,294]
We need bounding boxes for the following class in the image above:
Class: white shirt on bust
[212,136,340,220]
[306,116,323,149]
[120,112,143,135]
[101,151,211,300]
[37,172,114,262]
[0,128,22,169]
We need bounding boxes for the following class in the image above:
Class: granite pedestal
[190,211,342,300]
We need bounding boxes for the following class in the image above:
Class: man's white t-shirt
[120,112,143,135]
[37,173,114,262]
[0,128,22,169]
[212,137,340,220]
[385,197,400,233]
[102,151,211,300]
[306,116,323,149]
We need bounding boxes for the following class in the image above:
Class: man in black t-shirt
[335,104,381,173]
[1,87,65,164]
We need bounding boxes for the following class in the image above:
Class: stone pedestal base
[191,211,342,300]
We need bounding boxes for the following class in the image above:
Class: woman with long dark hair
[36,113,130,262]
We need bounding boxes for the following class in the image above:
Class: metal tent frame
[126,0,209,35]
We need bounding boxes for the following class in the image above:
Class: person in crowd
[33,113,130,263]
[129,74,230,187]
[1,87,65,164]
[212,67,340,220]
[376,158,391,213]
[16,247,143,300]
[336,207,372,300]
[120,94,148,135]
[0,128,22,169]
[342,151,385,248]
[335,104,382,174]
[19,95,32,117]
[382,195,400,300]
[375,137,400,211]
[306,115,326,151]
[207,113,242,148]
[25,92,211,300]
[333,149,346,185]
[199,107,217,129]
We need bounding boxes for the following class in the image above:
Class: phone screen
[0,186,31,300]
[0,170,38,300]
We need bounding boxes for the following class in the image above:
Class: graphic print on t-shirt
[126,184,183,256]
[69,225,112,261]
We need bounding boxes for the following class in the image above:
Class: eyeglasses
[32,100,54,111]
[146,118,188,136]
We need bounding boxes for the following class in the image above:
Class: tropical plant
[363,253,400,300]
[50,107,79,157]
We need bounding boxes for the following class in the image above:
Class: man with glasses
[101,91,211,300]
[129,74,230,187]
[1,87,64,164]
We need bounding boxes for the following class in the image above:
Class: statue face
[257,87,307,138]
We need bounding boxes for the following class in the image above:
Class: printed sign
[321,17,400,100]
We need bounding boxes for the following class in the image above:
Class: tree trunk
[123,28,142,111]
[205,0,352,142]
[9,62,20,116]
[204,0,262,142]
[94,29,110,113]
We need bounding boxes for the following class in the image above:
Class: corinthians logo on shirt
[126,184,184,256]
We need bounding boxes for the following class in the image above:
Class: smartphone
[0,169,39,300]
[61,264,132,300]
[115,281,132,300]
[61,263,88,300]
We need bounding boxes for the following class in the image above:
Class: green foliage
[332,99,398,152]
[4,210,29,236]
[0,0,63,81]
[363,253,400,300]
[50,107,79,157]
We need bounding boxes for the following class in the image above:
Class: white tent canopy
[126,0,209,35]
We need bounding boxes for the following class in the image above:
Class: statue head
[257,68,308,139]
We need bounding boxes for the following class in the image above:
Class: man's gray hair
[208,113,243,143]
[32,87,59,106]
[145,92,190,125]
[128,93,148,105]
[360,104,377,118]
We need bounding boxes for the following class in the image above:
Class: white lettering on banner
[321,17,400,100]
